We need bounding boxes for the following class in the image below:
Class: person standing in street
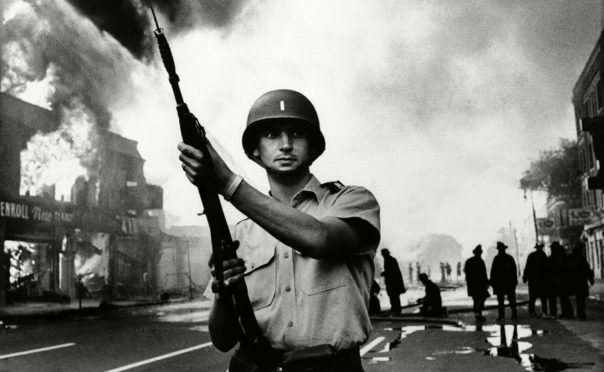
[464,245,490,321]
[565,244,595,320]
[490,242,518,321]
[409,262,414,284]
[522,243,548,317]
[180,89,380,371]
[546,241,573,319]
[381,248,406,314]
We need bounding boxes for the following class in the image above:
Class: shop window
[4,241,57,302]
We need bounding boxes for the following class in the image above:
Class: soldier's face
[253,122,312,174]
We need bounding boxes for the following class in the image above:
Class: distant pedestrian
[464,245,490,321]
[417,273,444,317]
[522,243,548,317]
[416,262,421,280]
[409,263,414,284]
[546,242,573,319]
[381,249,406,314]
[565,245,594,320]
[369,280,382,315]
[456,262,462,283]
[440,262,446,283]
[446,263,452,282]
[490,242,518,321]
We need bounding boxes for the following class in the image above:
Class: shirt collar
[295,174,322,201]
[268,174,323,203]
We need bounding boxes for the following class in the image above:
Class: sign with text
[537,217,556,235]
[568,208,594,226]
[0,196,119,232]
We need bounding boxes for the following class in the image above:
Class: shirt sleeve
[324,185,381,254]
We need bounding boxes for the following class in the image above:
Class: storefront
[0,194,119,306]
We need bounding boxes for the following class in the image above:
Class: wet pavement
[1,282,603,371]
[361,282,604,371]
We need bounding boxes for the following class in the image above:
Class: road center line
[0,343,75,360]
[360,336,385,356]
[105,342,213,372]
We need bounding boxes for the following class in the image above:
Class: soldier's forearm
[229,181,363,258]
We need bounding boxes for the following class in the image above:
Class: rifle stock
[148,5,261,345]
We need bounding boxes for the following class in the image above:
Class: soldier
[380,248,406,314]
[464,245,490,321]
[490,242,518,321]
[179,89,380,371]
[522,243,548,317]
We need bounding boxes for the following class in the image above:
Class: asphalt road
[1,289,602,372]
[0,303,230,372]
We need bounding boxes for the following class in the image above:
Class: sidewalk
[0,296,205,324]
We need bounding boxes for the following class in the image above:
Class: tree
[519,139,581,204]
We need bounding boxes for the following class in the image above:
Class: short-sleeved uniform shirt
[210,175,380,351]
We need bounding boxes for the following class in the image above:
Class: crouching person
[179,90,381,371]
[417,273,446,317]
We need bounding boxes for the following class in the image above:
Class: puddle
[369,322,592,370]
[527,355,595,371]
[189,325,209,332]
[0,322,18,330]
[153,310,210,323]
[366,356,391,364]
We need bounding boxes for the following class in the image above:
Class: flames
[19,102,99,201]
[1,0,135,201]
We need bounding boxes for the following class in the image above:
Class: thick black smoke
[65,0,152,60]
[66,0,250,60]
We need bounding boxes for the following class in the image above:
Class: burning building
[0,92,167,306]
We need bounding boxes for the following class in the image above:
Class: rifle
[147,3,262,345]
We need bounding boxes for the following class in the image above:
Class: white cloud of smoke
[2,0,601,256]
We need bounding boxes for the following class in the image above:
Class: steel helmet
[242,89,325,160]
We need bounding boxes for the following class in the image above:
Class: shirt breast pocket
[242,243,277,310]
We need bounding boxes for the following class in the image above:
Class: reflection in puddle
[0,321,18,330]
[367,356,391,364]
[367,322,593,371]
[154,310,210,323]
[528,355,595,371]
[189,325,209,332]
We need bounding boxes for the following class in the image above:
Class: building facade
[573,30,604,279]
[0,93,166,306]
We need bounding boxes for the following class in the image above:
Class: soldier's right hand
[177,142,234,193]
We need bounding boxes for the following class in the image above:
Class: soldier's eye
[263,130,277,139]
[292,130,305,138]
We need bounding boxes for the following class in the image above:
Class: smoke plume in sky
[2,0,602,256]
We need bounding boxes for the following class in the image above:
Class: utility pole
[510,221,522,277]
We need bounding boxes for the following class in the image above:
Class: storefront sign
[537,217,556,235]
[1,200,74,224]
[568,208,594,226]
[0,196,117,232]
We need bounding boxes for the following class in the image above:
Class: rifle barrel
[148,1,161,30]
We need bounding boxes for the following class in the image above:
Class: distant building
[573,30,603,278]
